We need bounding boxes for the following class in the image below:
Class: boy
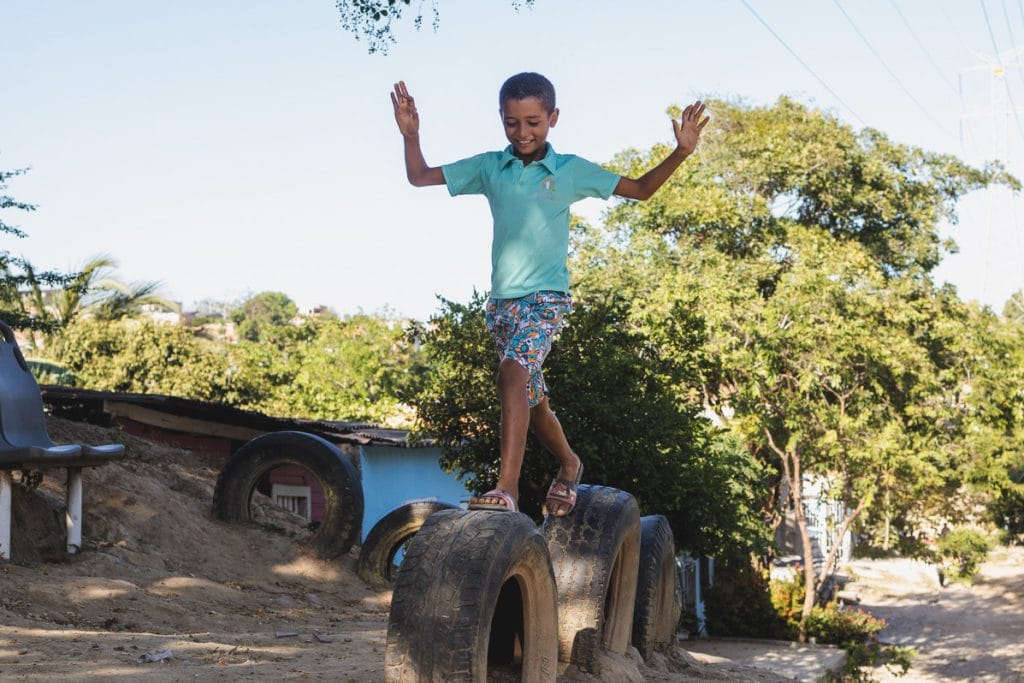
[391,73,707,516]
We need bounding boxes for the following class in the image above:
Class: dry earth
[0,416,786,682]
[844,545,1024,682]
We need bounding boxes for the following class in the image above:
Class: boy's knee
[529,397,551,418]
[497,358,528,390]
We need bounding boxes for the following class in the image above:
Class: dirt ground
[844,545,1024,682]
[0,416,781,682]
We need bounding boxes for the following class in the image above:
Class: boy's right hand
[391,81,419,138]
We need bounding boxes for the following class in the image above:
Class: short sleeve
[442,153,491,197]
[566,156,621,201]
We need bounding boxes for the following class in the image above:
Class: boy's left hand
[673,101,710,156]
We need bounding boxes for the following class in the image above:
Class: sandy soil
[844,545,1024,682]
[0,416,758,682]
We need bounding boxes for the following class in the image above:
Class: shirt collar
[500,143,558,172]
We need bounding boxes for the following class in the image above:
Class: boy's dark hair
[499,72,556,113]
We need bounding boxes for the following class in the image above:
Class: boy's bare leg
[529,397,581,516]
[473,358,531,507]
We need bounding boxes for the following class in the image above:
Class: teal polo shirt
[442,143,620,299]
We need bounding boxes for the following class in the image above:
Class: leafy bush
[767,569,914,680]
[937,527,991,583]
[770,570,887,644]
[705,562,787,639]
[54,319,231,401]
[832,642,915,682]
[805,603,886,645]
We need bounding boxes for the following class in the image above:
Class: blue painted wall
[358,444,471,541]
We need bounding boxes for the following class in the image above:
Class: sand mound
[0,416,752,681]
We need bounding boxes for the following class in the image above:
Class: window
[271,484,312,521]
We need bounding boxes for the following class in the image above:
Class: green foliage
[606,97,1015,275]
[406,290,770,557]
[704,561,787,638]
[832,642,915,682]
[804,603,887,645]
[230,291,299,342]
[46,308,419,425]
[336,0,534,54]
[288,315,420,424]
[21,254,177,350]
[0,165,75,331]
[990,459,1024,539]
[589,96,1018,634]
[53,319,231,401]
[937,527,991,582]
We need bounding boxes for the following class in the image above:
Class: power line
[887,0,959,97]
[738,0,866,126]
[939,0,972,58]
[831,0,956,139]
[978,0,1024,144]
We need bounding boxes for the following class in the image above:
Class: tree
[230,291,299,342]
[54,319,231,401]
[594,96,1015,638]
[288,314,420,425]
[0,165,74,330]
[336,0,534,54]
[406,291,771,558]
[22,254,178,350]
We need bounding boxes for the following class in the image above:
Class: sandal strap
[474,488,518,511]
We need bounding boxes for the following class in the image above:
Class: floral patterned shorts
[485,290,573,407]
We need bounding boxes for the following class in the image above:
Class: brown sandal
[545,463,583,517]
[468,488,518,512]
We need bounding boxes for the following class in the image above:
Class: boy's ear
[549,108,559,127]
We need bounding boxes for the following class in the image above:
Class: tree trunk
[882,487,891,551]
[792,476,817,643]
[815,497,869,604]
[764,428,816,642]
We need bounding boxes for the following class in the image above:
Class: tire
[357,500,459,587]
[212,431,363,559]
[631,515,682,659]
[541,485,640,672]
[385,509,558,683]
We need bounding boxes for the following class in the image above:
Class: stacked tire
[632,515,683,658]
[357,500,459,587]
[542,485,641,673]
[384,485,684,680]
[384,510,559,683]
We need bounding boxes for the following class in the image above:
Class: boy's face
[500,96,559,162]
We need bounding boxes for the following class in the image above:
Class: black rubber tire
[211,431,363,559]
[541,484,641,672]
[357,500,459,587]
[385,509,558,683]
[631,515,683,659]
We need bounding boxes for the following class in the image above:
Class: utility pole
[959,46,1024,164]
[959,48,1024,307]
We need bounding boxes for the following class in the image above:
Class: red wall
[115,417,326,522]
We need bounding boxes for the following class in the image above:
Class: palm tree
[23,253,178,348]
[91,279,179,321]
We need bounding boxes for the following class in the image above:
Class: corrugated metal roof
[40,385,425,448]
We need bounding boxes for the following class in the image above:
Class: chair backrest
[0,320,57,448]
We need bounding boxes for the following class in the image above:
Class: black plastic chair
[0,319,124,559]
[0,320,124,466]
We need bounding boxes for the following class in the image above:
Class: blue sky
[3,1,1023,320]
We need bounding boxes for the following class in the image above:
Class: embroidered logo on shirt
[541,177,556,193]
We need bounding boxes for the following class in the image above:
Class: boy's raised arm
[613,100,709,201]
[392,81,445,187]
